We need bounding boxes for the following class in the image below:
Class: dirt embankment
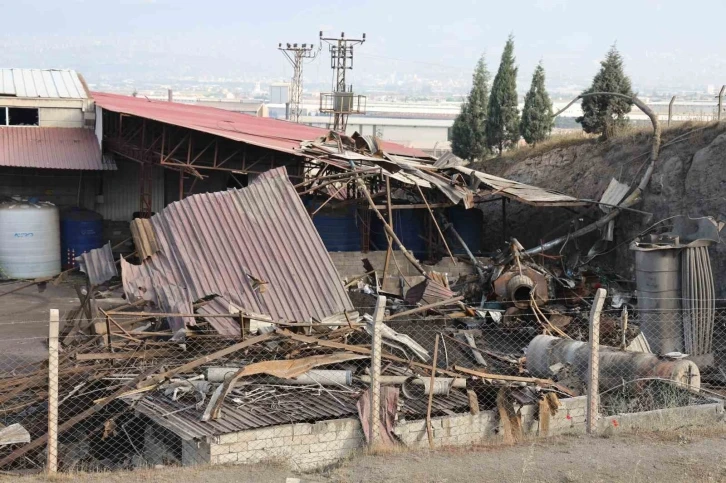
[472,123,726,296]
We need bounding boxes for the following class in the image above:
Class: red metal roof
[92,91,430,158]
[0,127,104,170]
[121,167,354,324]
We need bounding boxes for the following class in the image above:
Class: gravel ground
[7,427,726,483]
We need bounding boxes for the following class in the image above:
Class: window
[0,107,39,126]
[7,107,39,126]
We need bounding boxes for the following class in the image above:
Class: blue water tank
[447,206,483,255]
[60,208,103,269]
[307,201,361,252]
[371,209,427,258]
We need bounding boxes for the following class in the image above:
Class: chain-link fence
[0,291,724,475]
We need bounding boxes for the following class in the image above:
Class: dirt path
[8,428,726,483]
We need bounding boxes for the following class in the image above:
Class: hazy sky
[2,0,725,89]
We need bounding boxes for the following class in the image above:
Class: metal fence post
[586,288,606,435]
[47,309,60,473]
[369,295,385,448]
[719,86,725,122]
[668,95,676,127]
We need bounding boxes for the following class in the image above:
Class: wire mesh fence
[0,294,724,474]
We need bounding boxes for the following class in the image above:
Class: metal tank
[0,199,61,279]
[60,208,103,269]
[631,242,683,354]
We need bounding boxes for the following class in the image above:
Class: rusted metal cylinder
[401,376,455,399]
[526,335,700,391]
[507,273,535,309]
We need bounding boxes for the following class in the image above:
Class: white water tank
[0,199,61,279]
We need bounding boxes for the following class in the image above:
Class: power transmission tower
[319,31,367,132]
[278,42,317,122]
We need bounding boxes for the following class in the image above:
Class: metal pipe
[526,335,700,391]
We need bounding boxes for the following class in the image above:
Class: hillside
[472,122,726,296]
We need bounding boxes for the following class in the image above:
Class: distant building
[270,83,290,105]
[0,68,111,208]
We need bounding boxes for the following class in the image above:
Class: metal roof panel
[0,69,87,99]
[0,127,104,170]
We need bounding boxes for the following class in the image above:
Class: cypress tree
[451,56,490,161]
[520,62,554,145]
[487,34,519,153]
[576,44,633,139]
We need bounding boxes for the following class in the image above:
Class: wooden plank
[276,329,462,378]
[371,203,453,210]
[384,296,464,321]
[0,364,163,468]
[47,309,59,473]
[75,350,182,361]
[452,365,554,386]
[426,334,440,449]
[137,332,274,388]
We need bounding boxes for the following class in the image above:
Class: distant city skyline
[2,0,725,96]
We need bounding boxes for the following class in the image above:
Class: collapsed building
[0,90,723,473]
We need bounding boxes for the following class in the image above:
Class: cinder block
[291,423,313,436]
[229,442,248,453]
[308,441,333,453]
[217,453,238,464]
[317,431,337,443]
[210,444,230,456]
[338,437,364,450]
[217,433,238,444]
[292,433,320,445]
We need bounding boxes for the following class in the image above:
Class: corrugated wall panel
[97,159,164,221]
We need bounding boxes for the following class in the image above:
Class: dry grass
[477,120,725,168]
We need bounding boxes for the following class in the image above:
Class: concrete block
[229,442,248,453]
[210,444,230,456]
[292,434,320,445]
[308,441,334,453]
[217,453,238,464]
[317,431,337,443]
[292,423,313,436]
[217,433,237,444]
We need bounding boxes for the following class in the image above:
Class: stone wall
[208,418,364,471]
[178,397,723,470]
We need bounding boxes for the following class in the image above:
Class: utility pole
[278,42,317,123]
[320,31,367,132]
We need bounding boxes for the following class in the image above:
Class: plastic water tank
[60,208,103,269]
[0,200,61,279]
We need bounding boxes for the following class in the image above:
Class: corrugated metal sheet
[0,127,104,170]
[130,384,470,440]
[122,167,354,323]
[97,161,164,221]
[92,92,431,159]
[454,166,586,207]
[195,296,244,337]
[0,69,88,99]
[599,178,630,213]
[75,242,118,286]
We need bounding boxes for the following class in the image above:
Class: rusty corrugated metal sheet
[75,242,118,286]
[0,69,88,99]
[122,167,353,323]
[130,384,469,440]
[454,166,586,207]
[0,127,105,170]
[92,91,431,159]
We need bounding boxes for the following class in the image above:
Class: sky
[2,0,725,90]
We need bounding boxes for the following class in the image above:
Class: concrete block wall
[329,250,478,281]
[208,418,365,471]
[394,396,587,449]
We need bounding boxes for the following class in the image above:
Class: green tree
[576,44,633,139]
[487,34,519,153]
[520,62,554,145]
[451,56,490,160]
